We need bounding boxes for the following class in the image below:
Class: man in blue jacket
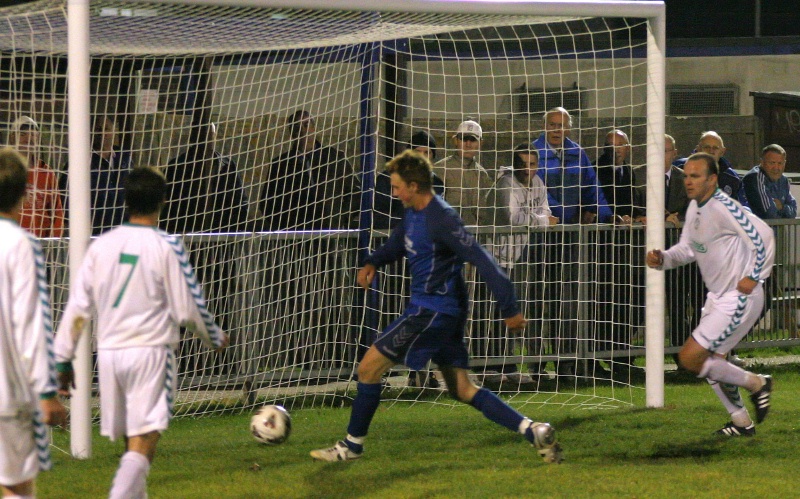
[533,107,613,225]
[531,107,613,378]
[743,144,797,220]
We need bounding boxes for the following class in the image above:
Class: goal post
[1,0,665,458]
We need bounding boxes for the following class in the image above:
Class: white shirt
[54,224,225,362]
[0,218,57,416]
[662,189,775,295]
[485,168,552,267]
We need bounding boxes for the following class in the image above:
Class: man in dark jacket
[162,122,250,234]
[673,131,748,208]
[260,110,359,231]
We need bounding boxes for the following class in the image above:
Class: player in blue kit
[310,150,562,464]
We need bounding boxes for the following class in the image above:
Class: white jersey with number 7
[54,224,225,362]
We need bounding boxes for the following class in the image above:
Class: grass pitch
[39,363,800,498]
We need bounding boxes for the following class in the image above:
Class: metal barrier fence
[41,219,800,388]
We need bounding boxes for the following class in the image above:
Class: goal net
[0,0,665,424]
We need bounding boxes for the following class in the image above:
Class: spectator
[259,110,360,230]
[433,119,492,226]
[664,134,689,226]
[485,144,557,383]
[90,116,130,235]
[743,144,797,220]
[374,130,443,230]
[593,129,646,377]
[433,119,494,380]
[674,131,748,208]
[0,147,66,498]
[162,122,250,234]
[534,107,613,225]
[663,134,693,356]
[743,144,798,335]
[594,129,645,223]
[7,116,64,237]
[532,107,613,378]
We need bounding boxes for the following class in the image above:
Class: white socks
[109,451,150,499]
[699,355,761,392]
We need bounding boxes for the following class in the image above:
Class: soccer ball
[250,405,292,445]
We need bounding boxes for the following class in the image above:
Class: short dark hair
[386,149,434,192]
[125,167,167,216]
[686,152,718,177]
[0,148,28,213]
[287,109,314,140]
[762,143,786,158]
[512,143,538,172]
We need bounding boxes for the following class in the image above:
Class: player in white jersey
[647,153,775,437]
[54,167,228,499]
[0,148,66,498]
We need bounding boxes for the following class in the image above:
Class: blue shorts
[373,304,469,371]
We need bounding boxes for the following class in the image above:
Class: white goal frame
[58,0,665,458]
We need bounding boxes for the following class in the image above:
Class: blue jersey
[366,195,519,319]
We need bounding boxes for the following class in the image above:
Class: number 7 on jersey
[113,253,139,308]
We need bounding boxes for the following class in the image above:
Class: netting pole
[645,5,667,408]
[67,0,93,457]
[356,42,380,364]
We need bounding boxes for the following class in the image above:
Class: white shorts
[0,412,37,487]
[692,284,765,355]
[98,346,175,441]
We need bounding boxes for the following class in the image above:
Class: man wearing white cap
[433,119,491,226]
[7,116,64,237]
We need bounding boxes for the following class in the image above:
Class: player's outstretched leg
[469,387,562,463]
[520,418,563,463]
[310,382,380,462]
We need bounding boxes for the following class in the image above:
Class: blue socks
[469,387,525,433]
[344,382,382,452]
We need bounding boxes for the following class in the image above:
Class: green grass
[39,364,800,499]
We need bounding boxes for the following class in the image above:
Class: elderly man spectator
[663,134,693,357]
[532,107,612,378]
[675,131,748,207]
[433,119,492,226]
[594,129,646,224]
[7,116,64,237]
[664,134,689,226]
[743,144,797,220]
[260,110,359,230]
[534,107,613,224]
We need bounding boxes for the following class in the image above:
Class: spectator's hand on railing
[548,216,559,226]
[665,212,681,228]
[615,214,632,225]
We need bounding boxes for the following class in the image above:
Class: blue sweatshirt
[366,195,519,318]
[742,165,797,219]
